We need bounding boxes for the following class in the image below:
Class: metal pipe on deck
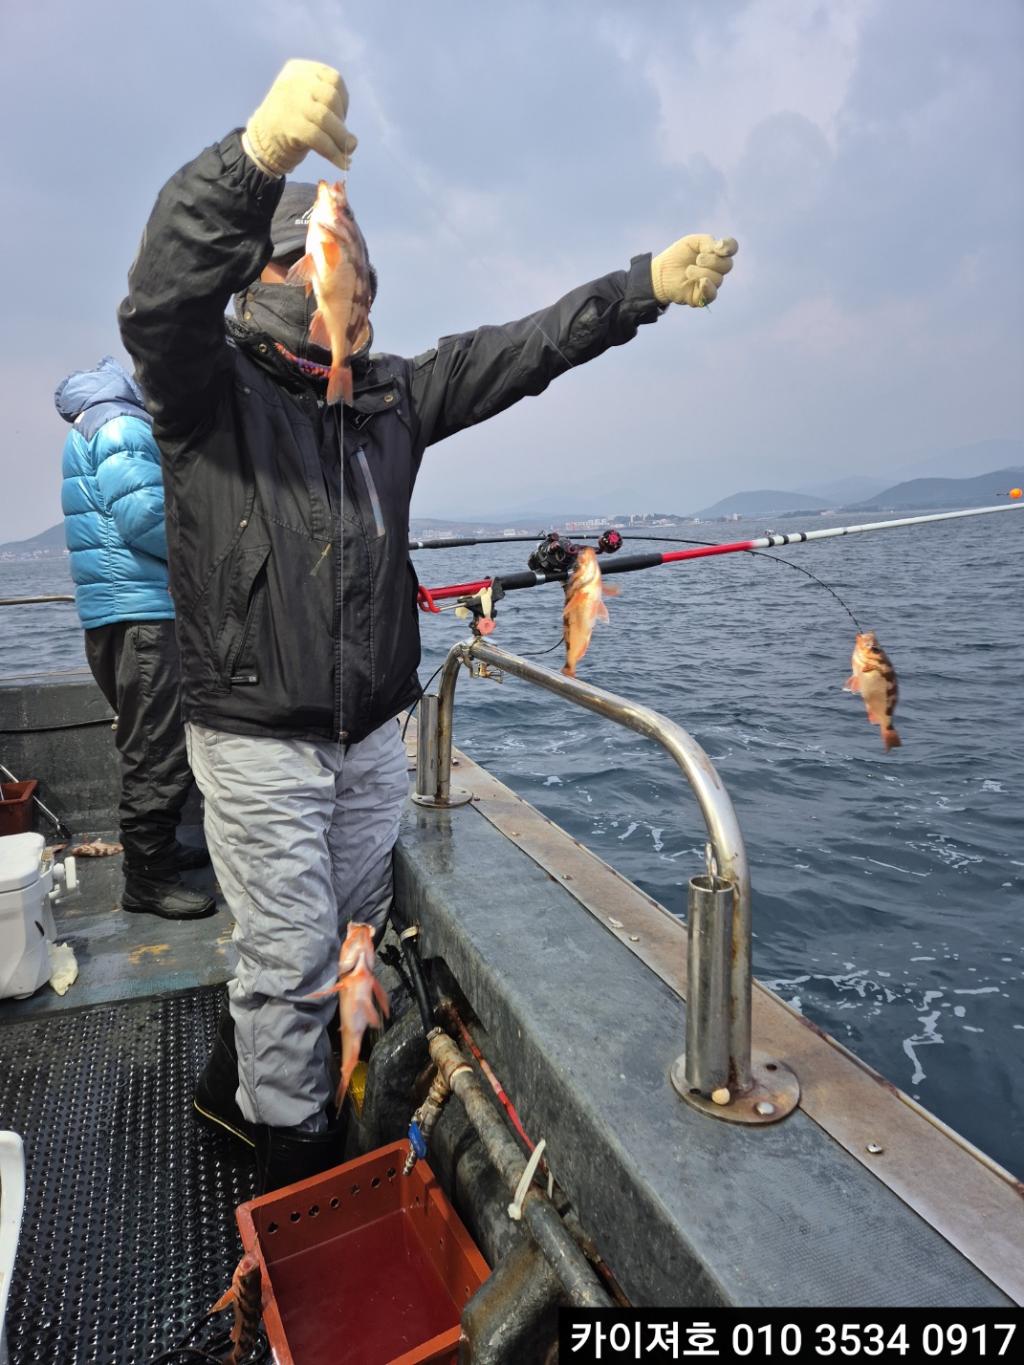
[429,1032,612,1308]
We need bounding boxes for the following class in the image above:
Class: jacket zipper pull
[310,542,332,575]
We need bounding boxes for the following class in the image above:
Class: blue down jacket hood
[56,357,174,629]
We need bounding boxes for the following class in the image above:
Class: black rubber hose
[439,1044,612,1308]
[399,931,436,1034]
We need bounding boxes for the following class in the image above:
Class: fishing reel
[596,529,623,555]
[527,529,623,574]
[528,532,576,573]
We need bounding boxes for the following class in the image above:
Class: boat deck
[0,823,228,1024]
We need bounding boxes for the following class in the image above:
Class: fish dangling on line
[286,180,372,405]
[844,632,902,751]
[561,547,618,677]
[310,922,390,1106]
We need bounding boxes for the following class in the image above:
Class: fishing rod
[409,531,609,551]
[415,502,1024,610]
[0,595,75,607]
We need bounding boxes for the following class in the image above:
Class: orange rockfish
[312,922,389,1106]
[286,179,372,406]
[844,631,902,751]
[210,1253,261,1364]
[562,548,617,677]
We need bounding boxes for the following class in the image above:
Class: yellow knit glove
[242,59,357,178]
[651,235,738,307]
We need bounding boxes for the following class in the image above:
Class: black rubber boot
[174,841,211,871]
[254,1118,347,1195]
[122,870,216,920]
[193,1009,254,1148]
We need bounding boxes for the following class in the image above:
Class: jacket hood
[55,356,146,424]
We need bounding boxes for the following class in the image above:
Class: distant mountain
[796,475,889,504]
[0,522,66,556]
[692,489,826,518]
[844,466,1024,511]
[893,438,1024,482]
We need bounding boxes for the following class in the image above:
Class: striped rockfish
[844,632,901,751]
[561,548,618,677]
[287,180,372,405]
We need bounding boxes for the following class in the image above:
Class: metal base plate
[671,1049,801,1124]
[411,787,473,809]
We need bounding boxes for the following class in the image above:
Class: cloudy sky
[1,0,1021,539]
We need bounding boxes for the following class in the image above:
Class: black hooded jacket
[118,131,664,744]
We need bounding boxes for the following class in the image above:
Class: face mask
[234,281,331,363]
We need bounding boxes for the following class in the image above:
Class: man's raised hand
[243,59,357,178]
[651,235,738,307]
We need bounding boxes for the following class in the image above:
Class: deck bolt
[608,917,623,929]
[755,1101,776,1117]
[711,1088,731,1106]
[866,1142,884,1155]
[629,934,640,942]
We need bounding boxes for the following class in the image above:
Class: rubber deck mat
[0,986,256,1363]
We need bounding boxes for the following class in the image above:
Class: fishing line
[519,636,566,658]
[608,535,868,636]
[742,549,863,632]
[401,660,446,742]
[147,1307,269,1365]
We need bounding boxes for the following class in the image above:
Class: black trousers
[84,619,194,875]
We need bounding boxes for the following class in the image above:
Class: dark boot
[193,1009,254,1148]
[122,868,216,920]
[174,840,211,871]
[254,1118,347,1195]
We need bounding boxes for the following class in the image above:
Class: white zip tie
[507,1138,546,1222]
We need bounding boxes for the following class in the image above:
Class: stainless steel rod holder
[415,694,439,800]
[410,681,472,809]
[683,874,734,1095]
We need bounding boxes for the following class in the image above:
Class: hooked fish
[312,922,390,1106]
[844,631,902,751]
[562,548,618,677]
[286,179,372,406]
[210,1252,262,1365]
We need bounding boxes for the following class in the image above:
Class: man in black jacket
[119,58,737,1192]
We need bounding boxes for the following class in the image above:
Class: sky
[1,0,1021,539]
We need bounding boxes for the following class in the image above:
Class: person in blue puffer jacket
[55,356,215,921]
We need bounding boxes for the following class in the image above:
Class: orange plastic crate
[236,1140,490,1365]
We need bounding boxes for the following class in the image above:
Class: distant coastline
[4,462,1021,560]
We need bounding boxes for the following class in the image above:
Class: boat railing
[411,638,799,1125]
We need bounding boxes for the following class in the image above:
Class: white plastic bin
[0,1131,25,1365]
[0,833,54,1000]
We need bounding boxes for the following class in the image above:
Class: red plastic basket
[236,1141,490,1365]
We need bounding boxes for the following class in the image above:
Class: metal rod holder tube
[435,644,466,804]
[415,694,439,801]
[684,875,734,1094]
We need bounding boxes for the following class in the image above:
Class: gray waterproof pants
[185,719,409,1131]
